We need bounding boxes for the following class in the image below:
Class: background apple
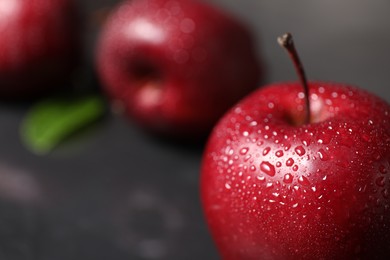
[201,34,390,259]
[96,0,262,137]
[0,0,80,99]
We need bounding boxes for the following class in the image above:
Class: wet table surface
[0,0,390,259]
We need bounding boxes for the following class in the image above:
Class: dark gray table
[0,0,389,259]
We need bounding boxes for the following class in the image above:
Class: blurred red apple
[96,0,262,137]
[0,0,80,99]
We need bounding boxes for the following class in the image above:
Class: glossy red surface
[0,0,80,99]
[201,82,390,259]
[96,0,262,137]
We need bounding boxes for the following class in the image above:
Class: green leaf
[20,95,106,155]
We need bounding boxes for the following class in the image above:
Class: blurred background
[0,0,389,259]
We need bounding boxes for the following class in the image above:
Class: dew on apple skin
[292,202,299,208]
[275,150,284,157]
[286,158,294,167]
[317,149,329,161]
[240,147,249,155]
[284,144,291,151]
[283,173,293,183]
[244,154,252,162]
[260,161,276,177]
[263,147,271,156]
[298,176,310,186]
[295,146,306,156]
[292,165,299,171]
[225,146,234,156]
[257,175,266,182]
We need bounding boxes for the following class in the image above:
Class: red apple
[0,0,80,99]
[201,33,390,259]
[96,0,262,137]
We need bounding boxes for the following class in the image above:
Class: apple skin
[0,0,80,99]
[201,81,390,259]
[96,0,262,137]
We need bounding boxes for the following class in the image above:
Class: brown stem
[278,33,311,124]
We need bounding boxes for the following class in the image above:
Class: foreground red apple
[201,33,390,259]
[96,0,262,137]
[0,0,80,99]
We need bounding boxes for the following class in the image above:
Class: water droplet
[225,183,231,189]
[298,176,310,186]
[263,147,271,156]
[317,149,329,161]
[358,185,367,193]
[244,154,252,162]
[243,131,249,137]
[276,161,282,167]
[257,175,265,182]
[250,165,256,171]
[376,176,386,187]
[292,165,299,171]
[295,146,306,156]
[275,150,284,157]
[283,173,293,183]
[260,161,276,177]
[225,147,233,155]
[240,147,249,155]
[286,158,294,167]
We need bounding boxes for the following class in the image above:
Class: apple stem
[278,33,311,124]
